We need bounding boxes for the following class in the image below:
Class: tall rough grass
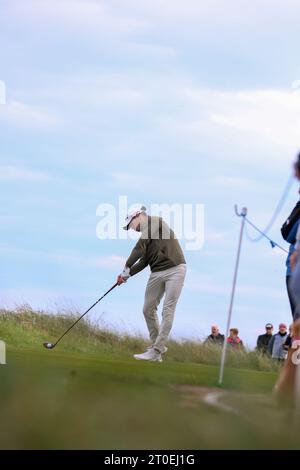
[0,305,279,372]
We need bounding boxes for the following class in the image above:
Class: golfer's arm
[126,239,148,268]
[129,257,149,276]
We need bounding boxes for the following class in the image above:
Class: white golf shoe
[146,345,168,354]
[133,348,163,362]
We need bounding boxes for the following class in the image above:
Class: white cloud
[124,42,177,59]
[157,86,300,167]
[238,284,286,300]
[0,80,6,104]
[183,87,300,149]
[4,0,146,36]
[204,227,231,243]
[92,255,126,269]
[47,75,147,109]
[41,252,126,270]
[185,271,229,294]
[110,172,154,190]
[0,165,52,182]
[210,176,257,191]
[184,269,287,300]
[0,246,125,271]
[0,100,63,130]
[0,287,106,313]
[13,73,149,123]
[111,0,300,28]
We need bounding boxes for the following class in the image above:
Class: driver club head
[43,342,55,350]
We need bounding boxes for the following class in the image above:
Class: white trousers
[142,264,186,353]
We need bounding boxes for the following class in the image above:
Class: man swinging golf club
[117,206,186,362]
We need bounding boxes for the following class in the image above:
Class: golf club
[43,282,119,350]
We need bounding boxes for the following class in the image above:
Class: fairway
[0,345,297,450]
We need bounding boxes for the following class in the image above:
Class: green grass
[0,307,298,449]
[0,306,280,371]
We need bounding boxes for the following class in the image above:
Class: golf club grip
[54,282,119,346]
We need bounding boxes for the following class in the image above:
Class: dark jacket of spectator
[205,333,225,346]
[283,334,292,351]
[256,333,273,354]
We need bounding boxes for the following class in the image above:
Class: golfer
[117,206,186,362]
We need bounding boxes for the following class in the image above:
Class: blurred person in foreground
[274,319,300,404]
[281,153,300,318]
[290,154,300,320]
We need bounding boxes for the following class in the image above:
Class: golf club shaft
[53,282,118,347]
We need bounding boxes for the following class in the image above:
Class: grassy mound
[0,306,279,372]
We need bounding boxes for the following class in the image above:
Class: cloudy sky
[1,0,300,347]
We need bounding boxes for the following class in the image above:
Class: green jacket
[126,216,186,276]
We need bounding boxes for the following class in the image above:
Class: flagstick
[219,206,247,386]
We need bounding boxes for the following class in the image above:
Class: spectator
[227,328,244,349]
[268,323,288,361]
[256,323,273,354]
[204,325,224,346]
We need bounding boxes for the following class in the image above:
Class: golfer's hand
[117,275,126,285]
[291,251,299,271]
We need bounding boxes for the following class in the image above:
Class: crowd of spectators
[204,323,291,360]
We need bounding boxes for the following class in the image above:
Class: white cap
[123,205,146,230]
